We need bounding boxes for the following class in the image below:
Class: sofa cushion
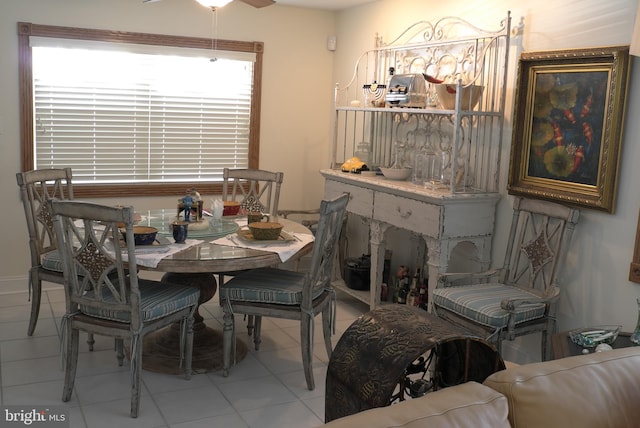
[323,381,510,428]
[483,347,640,428]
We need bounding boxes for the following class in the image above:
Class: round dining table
[135,211,314,374]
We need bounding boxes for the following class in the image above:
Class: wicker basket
[248,222,283,240]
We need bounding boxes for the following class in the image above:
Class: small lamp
[630,2,640,56]
[195,0,232,9]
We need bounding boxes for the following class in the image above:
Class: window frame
[18,22,263,198]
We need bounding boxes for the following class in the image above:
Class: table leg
[140,272,248,374]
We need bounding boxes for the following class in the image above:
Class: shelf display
[331,12,512,194]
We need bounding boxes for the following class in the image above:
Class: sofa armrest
[483,347,640,428]
[322,382,510,428]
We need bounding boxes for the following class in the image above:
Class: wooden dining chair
[222,168,284,217]
[219,168,285,333]
[16,168,74,337]
[220,193,349,390]
[50,200,200,417]
[432,197,580,361]
[277,208,348,280]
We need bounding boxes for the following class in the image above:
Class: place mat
[236,228,297,244]
[212,231,314,263]
[107,238,203,268]
[112,235,173,253]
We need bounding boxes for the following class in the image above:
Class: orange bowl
[223,201,241,216]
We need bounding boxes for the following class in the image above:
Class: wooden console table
[321,168,500,309]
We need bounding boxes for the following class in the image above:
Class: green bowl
[248,222,282,240]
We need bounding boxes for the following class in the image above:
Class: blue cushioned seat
[221,268,324,305]
[432,283,546,329]
[80,279,200,323]
[41,250,64,272]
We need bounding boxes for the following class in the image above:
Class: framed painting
[507,46,631,213]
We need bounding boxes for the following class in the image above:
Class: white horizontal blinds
[33,43,253,184]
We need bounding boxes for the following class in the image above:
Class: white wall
[335,0,640,362]
[0,0,335,289]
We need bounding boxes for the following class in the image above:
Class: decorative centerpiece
[177,188,203,221]
[569,325,621,348]
[176,188,209,230]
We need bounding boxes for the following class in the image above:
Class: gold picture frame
[507,46,631,213]
[630,208,640,283]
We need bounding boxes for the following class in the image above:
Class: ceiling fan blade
[238,0,276,7]
[142,0,163,3]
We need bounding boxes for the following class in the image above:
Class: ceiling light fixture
[206,5,222,62]
[195,0,232,8]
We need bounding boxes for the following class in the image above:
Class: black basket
[344,255,371,290]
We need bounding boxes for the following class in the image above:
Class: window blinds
[32,44,253,184]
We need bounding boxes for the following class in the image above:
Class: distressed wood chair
[277,208,348,281]
[432,197,580,361]
[50,200,200,417]
[16,168,75,337]
[219,168,284,333]
[220,193,349,390]
[222,167,283,217]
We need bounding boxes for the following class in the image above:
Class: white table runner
[212,231,314,263]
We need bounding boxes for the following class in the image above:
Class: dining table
[129,209,315,374]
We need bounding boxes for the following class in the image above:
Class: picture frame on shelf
[507,46,631,213]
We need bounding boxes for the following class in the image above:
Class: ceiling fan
[143,0,276,8]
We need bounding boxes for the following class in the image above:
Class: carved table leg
[369,220,391,308]
[140,272,248,374]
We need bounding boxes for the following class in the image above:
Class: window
[18,22,264,198]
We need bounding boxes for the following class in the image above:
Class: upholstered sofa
[322,346,640,428]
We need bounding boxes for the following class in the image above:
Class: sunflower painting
[508,46,630,213]
[526,71,607,185]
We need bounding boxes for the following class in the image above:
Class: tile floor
[0,283,370,427]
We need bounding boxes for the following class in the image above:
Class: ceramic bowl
[248,221,283,240]
[121,226,158,246]
[223,201,241,216]
[379,167,412,181]
[434,83,484,110]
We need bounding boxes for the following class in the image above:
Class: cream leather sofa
[322,347,640,428]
